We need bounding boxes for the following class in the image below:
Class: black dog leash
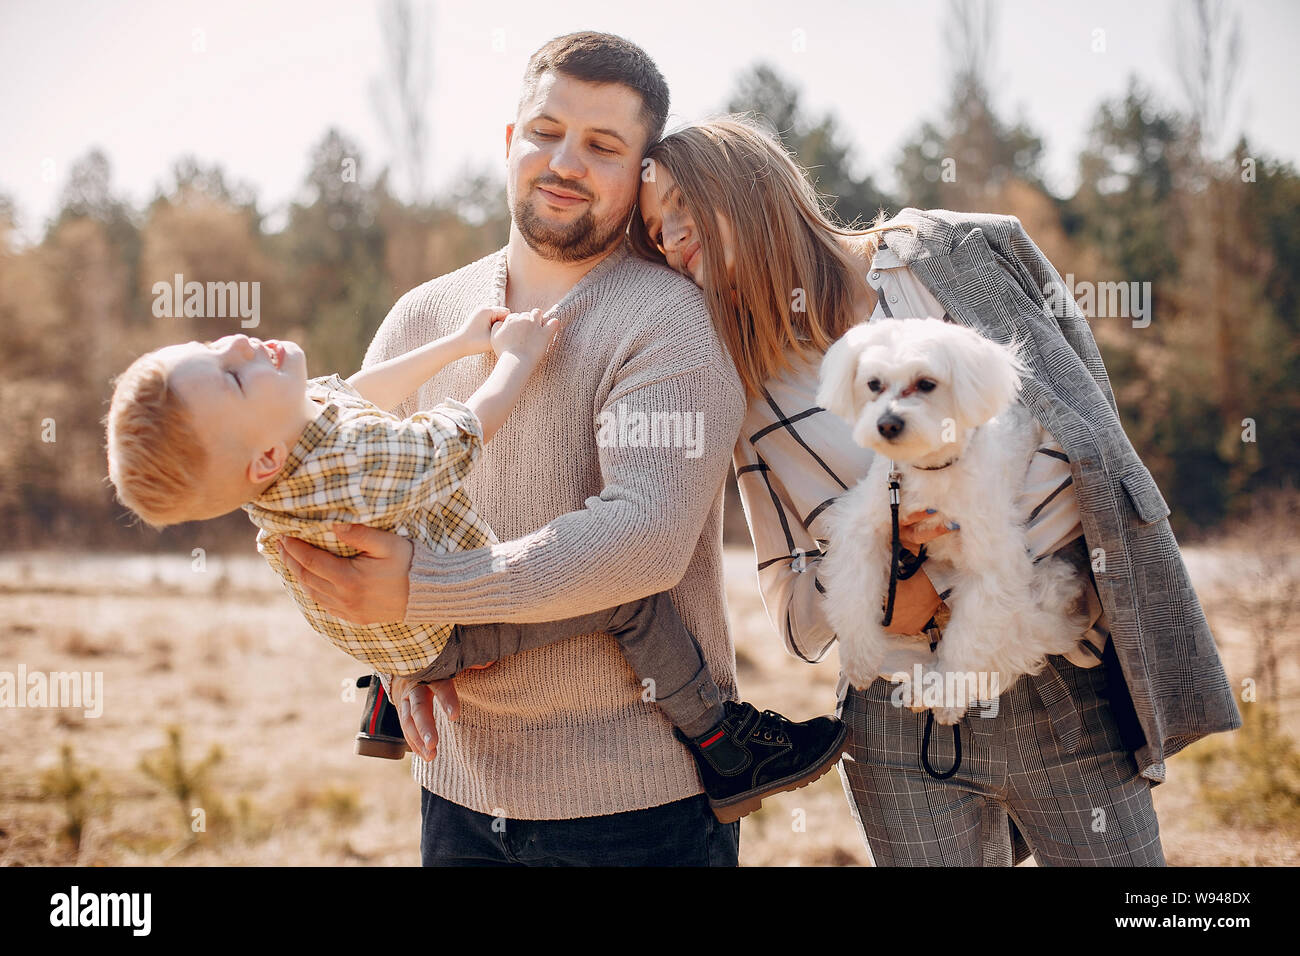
[921,711,961,780]
[881,467,904,628]
[880,461,961,781]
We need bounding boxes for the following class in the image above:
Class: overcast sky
[2,0,1296,242]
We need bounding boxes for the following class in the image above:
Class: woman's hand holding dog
[880,509,955,636]
[899,508,955,552]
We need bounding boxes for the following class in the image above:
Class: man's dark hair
[518,32,670,148]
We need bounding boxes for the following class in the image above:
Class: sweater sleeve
[402,331,747,626]
[732,436,838,664]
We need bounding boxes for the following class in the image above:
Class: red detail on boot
[368,687,386,736]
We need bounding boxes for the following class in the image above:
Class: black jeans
[420,789,740,866]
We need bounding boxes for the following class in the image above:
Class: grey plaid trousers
[835,653,1165,866]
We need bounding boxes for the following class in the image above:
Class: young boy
[104,307,847,822]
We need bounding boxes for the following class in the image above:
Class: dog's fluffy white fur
[816,317,1089,724]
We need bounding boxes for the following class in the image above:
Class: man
[279,32,752,865]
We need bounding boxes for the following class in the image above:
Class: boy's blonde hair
[105,351,208,529]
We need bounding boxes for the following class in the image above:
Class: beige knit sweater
[362,243,746,819]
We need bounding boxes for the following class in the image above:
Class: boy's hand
[490,308,561,363]
[456,305,510,356]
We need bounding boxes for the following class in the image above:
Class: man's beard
[513,180,628,263]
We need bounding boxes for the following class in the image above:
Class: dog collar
[906,424,978,471]
[912,457,959,471]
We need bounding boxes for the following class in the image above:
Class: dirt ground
[1,544,1295,866]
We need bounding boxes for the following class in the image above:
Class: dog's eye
[867,378,883,393]
[916,379,937,393]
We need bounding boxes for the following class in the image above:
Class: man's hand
[390,676,460,761]
[882,509,955,635]
[278,523,414,624]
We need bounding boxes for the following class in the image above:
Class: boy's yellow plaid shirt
[243,374,497,676]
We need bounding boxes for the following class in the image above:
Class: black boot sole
[355,733,409,759]
[708,721,850,824]
[355,674,410,759]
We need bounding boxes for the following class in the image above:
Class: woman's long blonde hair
[630,115,896,399]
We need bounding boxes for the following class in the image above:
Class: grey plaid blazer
[879,207,1242,782]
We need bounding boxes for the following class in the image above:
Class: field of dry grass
[1,542,1296,867]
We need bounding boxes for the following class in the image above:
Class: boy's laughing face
[158,334,312,492]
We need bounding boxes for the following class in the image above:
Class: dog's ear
[949,331,1026,427]
[817,330,863,423]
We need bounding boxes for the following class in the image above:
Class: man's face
[506,72,649,262]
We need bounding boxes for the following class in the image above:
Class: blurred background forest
[2,0,1297,550]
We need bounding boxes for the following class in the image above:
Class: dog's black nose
[877,413,904,439]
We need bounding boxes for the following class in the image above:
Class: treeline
[2,62,1297,552]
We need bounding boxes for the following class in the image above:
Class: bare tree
[371,0,434,204]
[1173,0,1243,160]
[904,0,1046,208]
[1170,0,1247,464]
[944,0,997,98]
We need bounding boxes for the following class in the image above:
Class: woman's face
[638,166,736,288]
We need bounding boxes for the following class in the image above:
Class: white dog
[816,317,1089,724]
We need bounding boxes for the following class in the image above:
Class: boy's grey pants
[403,591,726,738]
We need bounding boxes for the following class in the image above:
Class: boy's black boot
[674,700,848,823]
[354,674,409,759]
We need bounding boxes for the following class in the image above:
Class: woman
[630,116,1184,866]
